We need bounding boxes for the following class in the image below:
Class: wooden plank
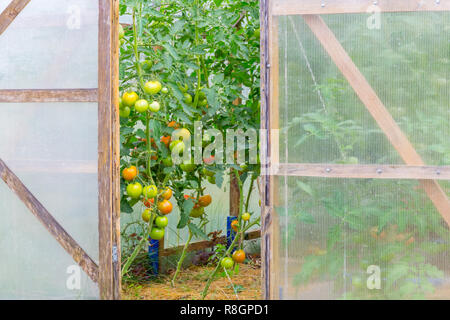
[0,89,98,103]
[303,14,450,226]
[273,0,450,16]
[0,158,99,282]
[2,159,97,174]
[275,163,450,180]
[98,0,120,300]
[0,0,30,36]
[110,0,122,301]
[160,230,261,257]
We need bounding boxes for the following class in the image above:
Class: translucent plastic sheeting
[0,0,98,89]
[278,13,450,166]
[276,177,450,300]
[273,12,450,299]
[0,103,99,299]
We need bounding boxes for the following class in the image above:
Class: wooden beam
[272,0,450,16]
[0,0,30,36]
[0,158,99,282]
[1,159,97,174]
[275,163,450,180]
[0,89,98,103]
[303,14,450,226]
[160,230,261,257]
[98,0,121,300]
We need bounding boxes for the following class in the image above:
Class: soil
[122,261,261,300]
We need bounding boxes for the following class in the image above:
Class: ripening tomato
[143,197,154,207]
[149,227,165,240]
[134,99,149,113]
[143,185,158,198]
[122,91,139,107]
[198,194,212,207]
[161,188,173,200]
[231,220,239,232]
[158,200,173,215]
[160,135,171,147]
[142,209,152,222]
[167,121,180,129]
[242,212,251,221]
[144,80,162,95]
[232,249,246,263]
[173,128,191,142]
[127,182,143,199]
[122,166,138,181]
[221,257,234,269]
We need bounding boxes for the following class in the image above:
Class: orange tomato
[168,121,180,129]
[143,198,154,208]
[122,166,138,181]
[158,200,173,215]
[198,194,212,207]
[231,220,239,232]
[161,188,173,200]
[151,155,158,160]
[232,249,246,263]
[160,135,171,147]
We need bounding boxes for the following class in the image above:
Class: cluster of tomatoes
[183,194,212,218]
[220,212,252,269]
[122,165,173,240]
[119,80,167,118]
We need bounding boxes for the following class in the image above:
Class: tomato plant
[118,0,261,296]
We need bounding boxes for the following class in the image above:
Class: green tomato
[161,87,169,94]
[127,182,143,199]
[155,216,169,228]
[119,106,131,118]
[142,209,152,222]
[198,90,206,100]
[162,156,173,167]
[221,257,234,269]
[148,101,160,112]
[118,24,125,39]
[142,60,153,71]
[134,99,149,113]
[190,207,204,218]
[202,167,215,177]
[144,80,162,95]
[143,185,158,198]
[180,161,196,172]
[207,175,216,184]
[183,93,193,104]
[178,83,188,93]
[149,227,165,241]
[198,99,207,107]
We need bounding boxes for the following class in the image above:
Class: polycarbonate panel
[0,103,99,299]
[273,10,450,300]
[0,0,98,89]
[276,177,450,300]
[278,12,450,166]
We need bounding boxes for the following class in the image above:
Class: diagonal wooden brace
[0,0,31,36]
[302,14,450,226]
[0,158,99,283]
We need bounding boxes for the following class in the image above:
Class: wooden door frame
[0,0,120,299]
[261,0,450,299]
